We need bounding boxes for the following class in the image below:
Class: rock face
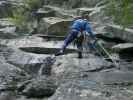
[0,44,56,99]
[36,5,104,36]
[112,43,133,53]
[0,0,133,100]
[0,36,76,54]
[49,80,104,100]
[43,0,101,8]
[0,92,17,100]
[77,7,95,16]
[89,6,108,23]
[0,57,21,77]
[0,1,12,18]
[112,43,133,60]
[0,0,24,18]
[0,26,17,39]
[36,7,55,19]
[49,52,133,100]
[0,49,28,92]
[0,44,51,76]
[22,76,57,98]
[49,72,133,100]
[0,18,15,28]
[104,24,133,42]
[38,17,72,35]
[51,53,113,83]
[0,18,17,39]
[36,5,76,19]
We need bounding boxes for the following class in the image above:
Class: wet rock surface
[0,45,50,76]
[0,44,56,99]
[52,53,113,78]
[0,18,17,39]
[48,78,133,100]
[0,36,133,100]
[0,26,17,39]
[38,17,72,35]
[0,58,26,92]
[0,39,133,100]
[0,0,133,100]
[112,43,133,52]
[22,76,57,98]
[112,43,133,60]
[0,36,76,54]
[104,24,133,42]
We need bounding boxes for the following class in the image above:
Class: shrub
[9,0,43,34]
[104,0,133,27]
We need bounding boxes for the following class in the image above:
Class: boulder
[76,7,95,16]
[0,57,21,77]
[112,43,133,53]
[118,61,133,72]
[0,18,17,39]
[112,43,133,60]
[36,5,76,20]
[54,8,76,19]
[0,36,76,54]
[38,17,72,35]
[36,7,55,19]
[0,26,18,39]
[0,1,12,18]
[22,76,57,98]
[0,45,52,76]
[0,56,24,82]
[0,55,28,91]
[104,24,133,42]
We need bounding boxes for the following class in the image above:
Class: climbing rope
[95,41,120,69]
[81,33,120,69]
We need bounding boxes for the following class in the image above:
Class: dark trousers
[62,30,83,50]
[62,30,83,58]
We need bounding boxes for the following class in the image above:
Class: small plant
[104,0,133,27]
[9,7,29,33]
[9,0,43,34]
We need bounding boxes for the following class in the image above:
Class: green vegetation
[9,7,29,33]
[8,0,133,34]
[104,0,133,27]
[9,0,43,34]
[24,0,43,11]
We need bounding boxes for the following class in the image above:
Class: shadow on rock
[21,76,57,98]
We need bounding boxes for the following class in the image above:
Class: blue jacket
[71,19,95,38]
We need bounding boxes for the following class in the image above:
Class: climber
[55,13,96,58]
